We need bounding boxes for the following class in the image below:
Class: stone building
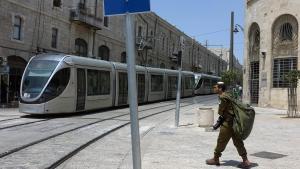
[244,0,300,108]
[0,0,227,107]
[209,48,243,72]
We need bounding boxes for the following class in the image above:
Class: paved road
[1,95,299,169]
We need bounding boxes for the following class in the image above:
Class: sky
[151,0,245,65]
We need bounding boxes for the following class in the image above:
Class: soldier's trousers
[214,125,247,158]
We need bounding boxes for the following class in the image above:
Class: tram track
[48,97,217,169]
[0,94,214,131]
[0,95,217,169]
[0,95,215,159]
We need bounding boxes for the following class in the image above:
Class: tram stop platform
[134,105,300,169]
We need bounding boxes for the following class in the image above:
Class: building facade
[209,48,243,72]
[244,0,300,108]
[0,0,227,107]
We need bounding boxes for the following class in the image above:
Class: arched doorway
[0,56,27,105]
[98,45,110,61]
[75,38,88,57]
[248,23,260,104]
[121,52,126,63]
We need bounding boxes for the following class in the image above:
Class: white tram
[194,73,221,95]
[19,54,196,114]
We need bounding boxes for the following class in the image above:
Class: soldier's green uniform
[214,92,247,158]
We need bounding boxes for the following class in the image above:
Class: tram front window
[42,68,70,102]
[22,60,59,99]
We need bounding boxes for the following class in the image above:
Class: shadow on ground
[221,160,259,168]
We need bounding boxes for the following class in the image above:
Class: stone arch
[271,14,298,88]
[121,52,126,63]
[98,45,110,61]
[75,38,88,57]
[3,56,27,104]
[248,22,261,104]
[272,14,298,58]
[248,22,260,62]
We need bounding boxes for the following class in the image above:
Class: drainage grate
[159,131,175,135]
[251,151,287,159]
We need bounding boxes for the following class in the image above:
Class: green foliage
[221,70,242,87]
[285,70,300,88]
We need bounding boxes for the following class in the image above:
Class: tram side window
[87,70,110,96]
[151,75,163,92]
[43,68,70,101]
[168,76,178,91]
[185,76,194,89]
[203,78,210,88]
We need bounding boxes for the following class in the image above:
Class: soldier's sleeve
[218,97,228,116]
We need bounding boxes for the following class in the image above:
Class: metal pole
[175,51,182,127]
[125,13,142,169]
[229,11,234,71]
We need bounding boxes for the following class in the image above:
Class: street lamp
[229,12,244,71]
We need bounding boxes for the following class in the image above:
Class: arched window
[148,59,153,66]
[98,45,110,61]
[75,38,88,57]
[249,23,260,62]
[121,52,126,63]
[272,14,298,88]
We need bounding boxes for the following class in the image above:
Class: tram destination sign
[104,0,151,16]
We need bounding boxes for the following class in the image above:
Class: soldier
[206,82,251,168]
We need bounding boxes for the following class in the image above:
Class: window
[87,70,110,95]
[53,0,61,7]
[138,26,142,37]
[160,63,165,68]
[75,38,88,57]
[13,16,22,40]
[98,45,110,61]
[280,23,293,41]
[185,76,194,89]
[51,28,58,48]
[168,76,177,91]
[162,36,165,50]
[273,57,297,88]
[104,17,109,27]
[121,52,126,63]
[43,68,71,102]
[151,75,163,92]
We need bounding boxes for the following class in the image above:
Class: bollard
[197,107,214,127]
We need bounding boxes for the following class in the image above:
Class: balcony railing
[70,7,102,30]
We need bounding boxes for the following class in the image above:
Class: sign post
[104,1,150,169]
[175,36,185,127]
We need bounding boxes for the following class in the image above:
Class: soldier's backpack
[224,95,256,140]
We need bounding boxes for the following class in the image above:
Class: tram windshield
[22,60,59,99]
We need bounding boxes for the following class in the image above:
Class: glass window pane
[151,75,163,92]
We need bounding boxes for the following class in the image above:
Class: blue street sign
[104,0,150,16]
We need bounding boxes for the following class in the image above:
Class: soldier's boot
[206,156,220,166]
[237,156,251,168]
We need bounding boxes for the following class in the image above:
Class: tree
[285,70,300,118]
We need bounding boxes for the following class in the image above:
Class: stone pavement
[139,104,300,169]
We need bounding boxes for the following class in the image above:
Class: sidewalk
[140,104,300,169]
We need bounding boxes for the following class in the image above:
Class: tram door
[137,74,145,103]
[118,72,128,105]
[76,68,86,111]
[250,62,259,104]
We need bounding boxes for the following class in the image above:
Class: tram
[19,53,197,114]
[194,73,221,95]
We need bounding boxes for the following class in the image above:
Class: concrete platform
[138,105,300,169]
